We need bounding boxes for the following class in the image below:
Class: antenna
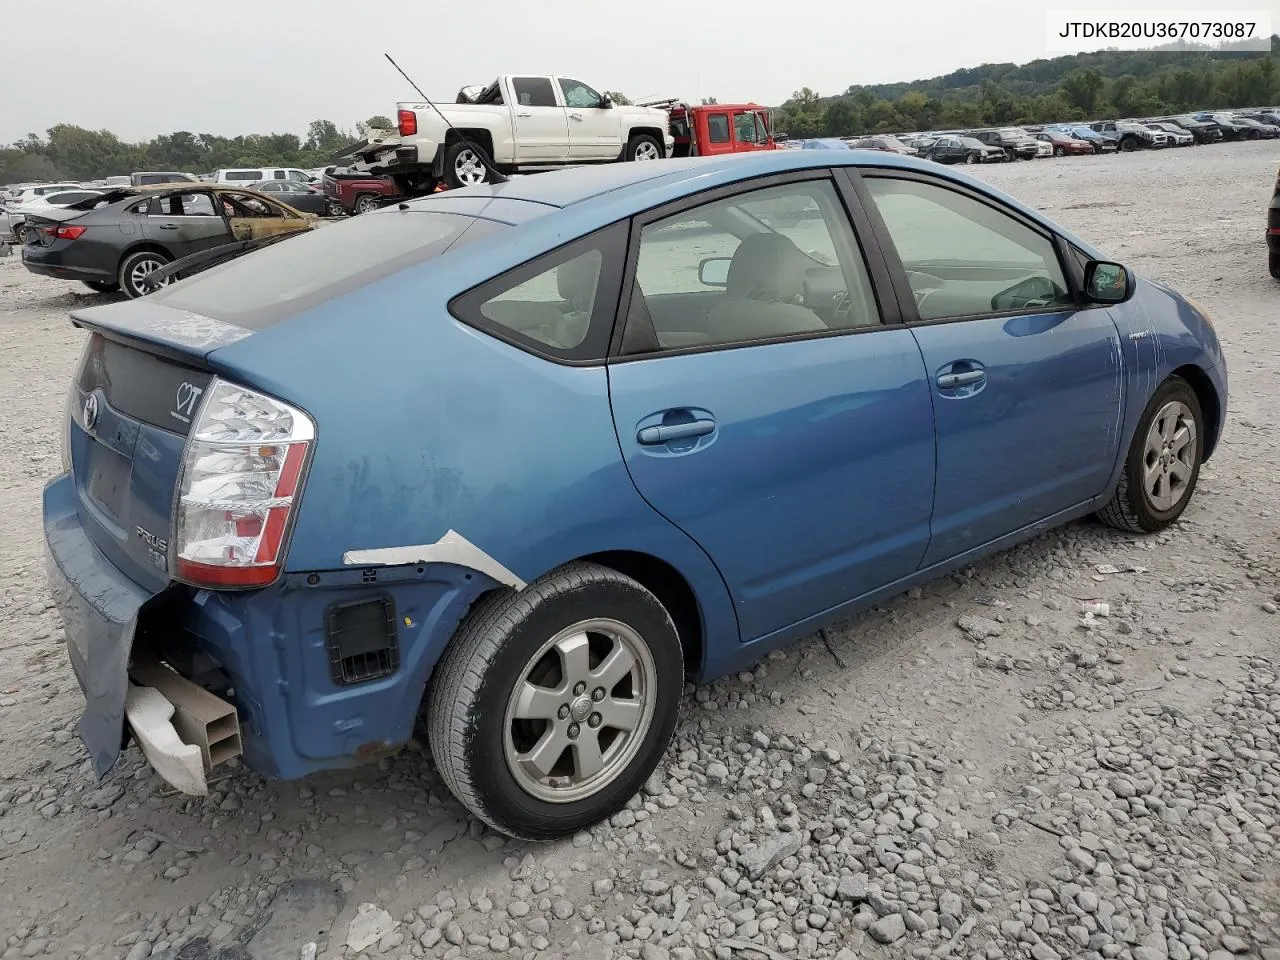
[384,53,509,185]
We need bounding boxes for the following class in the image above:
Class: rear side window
[707,114,730,143]
[226,170,262,181]
[512,77,557,107]
[450,223,628,364]
[153,211,506,330]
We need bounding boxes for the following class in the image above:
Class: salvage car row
[795,110,1279,164]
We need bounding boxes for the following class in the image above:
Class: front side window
[707,114,730,143]
[559,79,602,108]
[733,112,759,143]
[864,176,1072,321]
[511,77,557,108]
[626,179,880,352]
[754,112,770,142]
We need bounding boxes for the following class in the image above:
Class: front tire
[118,250,170,299]
[626,134,664,162]
[1053,146,1065,157]
[1270,251,1280,280]
[1097,377,1204,533]
[427,562,683,841]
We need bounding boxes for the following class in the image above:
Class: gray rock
[938,891,962,918]
[737,831,804,880]
[869,914,907,944]
[1219,936,1249,955]
[837,875,869,902]
[957,615,1004,641]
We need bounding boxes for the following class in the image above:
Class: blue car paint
[45,151,1227,783]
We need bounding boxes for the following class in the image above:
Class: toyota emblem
[82,394,99,431]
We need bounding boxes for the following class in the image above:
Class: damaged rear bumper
[44,473,501,786]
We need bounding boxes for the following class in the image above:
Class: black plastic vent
[324,596,399,686]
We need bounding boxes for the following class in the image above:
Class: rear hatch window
[149,210,507,329]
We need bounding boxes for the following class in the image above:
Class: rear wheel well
[1170,365,1222,460]
[118,241,172,271]
[445,128,495,159]
[584,551,702,678]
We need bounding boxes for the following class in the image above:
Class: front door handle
[516,111,532,118]
[637,419,715,445]
[569,112,583,121]
[937,369,985,390]
[158,223,180,230]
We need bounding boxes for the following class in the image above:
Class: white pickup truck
[348,75,675,195]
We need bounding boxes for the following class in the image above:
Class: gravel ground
[2,142,1279,960]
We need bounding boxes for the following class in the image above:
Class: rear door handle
[937,369,985,389]
[637,419,715,445]
[516,111,532,118]
[158,223,179,230]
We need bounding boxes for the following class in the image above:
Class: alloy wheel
[502,618,656,804]
[1142,400,1198,512]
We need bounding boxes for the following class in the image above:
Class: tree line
[0,117,392,185]
[2,40,1277,184]
[772,39,1279,139]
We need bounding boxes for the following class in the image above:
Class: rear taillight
[173,379,314,589]
[54,225,85,240]
[398,109,417,137]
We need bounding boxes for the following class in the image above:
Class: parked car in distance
[1090,121,1168,151]
[1034,131,1093,157]
[1237,110,1280,131]
[801,137,852,150]
[1144,120,1208,145]
[7,182,85,205]
[43,152,1226,839]
[1269,161,1280,279]
[849,136,916,155]
[321,170,402,214]
[20,183,315,297]
[921,135,1003,164]
[1160,115,1225,144]
[214,167,316,187]
[1050,125,1119,153]
[1230,116,1278,139]
[969,128,1039,160]
[3,188,103,243]
[1142,123,1193,147]
[1195,113,1246,141]
[131,171,200,186]
[253,180,342,217]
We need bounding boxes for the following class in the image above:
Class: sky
[3,0,1271,144]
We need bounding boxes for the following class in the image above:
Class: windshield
[152,210,507,329]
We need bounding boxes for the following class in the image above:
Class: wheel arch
[444,128,496,158]
[581,550,703,680]
[1170,364,1222,460]
[627,127,667,156]
[118,240,173,270]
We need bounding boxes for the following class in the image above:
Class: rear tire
[1096,377,1204,534]
[83,281,120,293]
[426,562,683,841]
[443,140,493,188]
[626,134,664,162]
[1270,252,1280,280]
[353,193,379,215]
[118,250,171,299]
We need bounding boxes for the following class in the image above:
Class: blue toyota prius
[44,151,1227,839]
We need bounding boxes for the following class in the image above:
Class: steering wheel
[905,270,943,313]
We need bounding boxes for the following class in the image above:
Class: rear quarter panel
[207,240,739,673]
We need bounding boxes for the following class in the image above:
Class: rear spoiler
[70,298,252,363]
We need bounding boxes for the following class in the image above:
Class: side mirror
[599,94,613,108]
[774,132,790,142]
[1083,260,1133,304]
[699,257,732,287]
